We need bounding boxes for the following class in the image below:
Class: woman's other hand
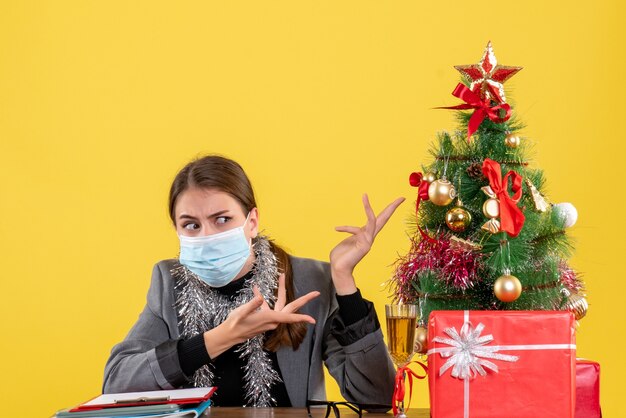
[203,275,319,358]
[330,194,405,295]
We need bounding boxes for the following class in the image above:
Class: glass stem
[400,370,406,412]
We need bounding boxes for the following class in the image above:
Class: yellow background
[1,1,624,416]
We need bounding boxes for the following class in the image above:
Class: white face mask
[178,214,251,287]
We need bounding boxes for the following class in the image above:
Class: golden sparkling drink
[386,316,417,366]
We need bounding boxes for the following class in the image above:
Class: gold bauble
[505,133,521,148]
[414,326,428,354]
[446,206,472,232]
[565,293,588,320]
[494,274,522,302]
[423,172,437,184]
[428,179,456,206]
[482,198,500,219]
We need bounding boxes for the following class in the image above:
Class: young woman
[103,155,403,408]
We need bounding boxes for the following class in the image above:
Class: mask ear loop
[244,211,257,247]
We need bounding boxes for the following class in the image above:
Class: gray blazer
[103,256,395,407]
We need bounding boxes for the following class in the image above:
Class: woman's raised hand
[204,274,319,359]
[329,194,405,295]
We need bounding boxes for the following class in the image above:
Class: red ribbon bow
[439,83,512,139]
[482,158,525,237]
[409,172,431,215]
[392,361,428,416]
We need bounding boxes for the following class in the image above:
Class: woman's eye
[215,216,230,225]
[183,223,200,230]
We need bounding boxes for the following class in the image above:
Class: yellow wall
[1,1,623,416]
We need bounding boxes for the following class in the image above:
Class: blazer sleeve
[102,262,190,393]
[319,279,395,408]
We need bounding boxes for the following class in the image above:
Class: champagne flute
[385,304,417,418]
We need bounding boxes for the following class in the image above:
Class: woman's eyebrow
[178,210,230,221]
[206,210,230,218]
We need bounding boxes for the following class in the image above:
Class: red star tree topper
[454,41,522,104]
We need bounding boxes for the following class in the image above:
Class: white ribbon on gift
[429,320,519,379]
[426,311,576,418]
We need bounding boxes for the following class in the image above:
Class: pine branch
[435,155,529,166]
[531,230,566,245]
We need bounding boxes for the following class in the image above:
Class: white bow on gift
[432,322,519,379]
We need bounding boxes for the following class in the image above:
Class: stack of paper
[52,388,216,418]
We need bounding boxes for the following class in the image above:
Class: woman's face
[174,187,258,240]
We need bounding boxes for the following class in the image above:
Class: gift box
[576,359,601,418]
[427,310,576,418]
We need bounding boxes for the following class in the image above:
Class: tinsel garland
[392,231,485,303]
[172,235,282,407]
[559,260,584,293]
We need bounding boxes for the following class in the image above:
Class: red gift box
[576,359,601,418]
[427,310,576,418]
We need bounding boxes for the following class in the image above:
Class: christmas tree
[391,42,587,350]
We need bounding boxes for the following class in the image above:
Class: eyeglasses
[306,400,391,418]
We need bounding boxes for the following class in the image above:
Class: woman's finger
[238,292,265,316]
[362,194,377,237]
[373,197,405,236]
[275,273,286,311]
[252,285,270,311]
[253,309,316,331]
[334,225,361,235]
[282,291,320,313]
[272,311,317,325]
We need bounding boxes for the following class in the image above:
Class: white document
[82,388,214,407]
